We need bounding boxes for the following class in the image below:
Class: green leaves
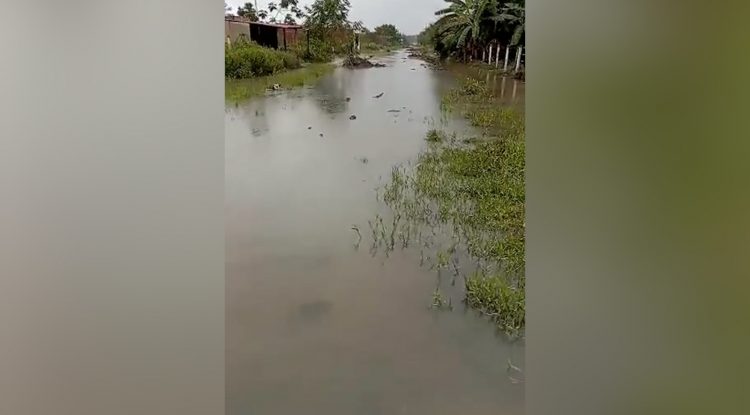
[426,0,524,58]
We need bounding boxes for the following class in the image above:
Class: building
[225,16,303,50]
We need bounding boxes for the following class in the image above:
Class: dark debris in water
[373,92,384,98]
[349,114,357,120]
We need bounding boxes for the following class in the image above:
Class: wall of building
[225,20,250,43]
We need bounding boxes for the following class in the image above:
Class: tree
[351,20,366,34]
[236,2,259,21]
[373,24,405,46]
[425,0,524,60]
[264,0,304,24]
[434,0,492,58]
[305,0,351,32]
[493,2,524,46]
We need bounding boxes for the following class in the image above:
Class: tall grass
[225,39,301,79]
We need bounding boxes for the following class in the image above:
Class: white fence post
[488,45,493,65]
[495,45,501,68]
[503,47,510,71]
[515,46,523,71]
[482,47,486,62]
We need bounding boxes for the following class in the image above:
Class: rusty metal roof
[224,16,302,29]
[251,21,302,29]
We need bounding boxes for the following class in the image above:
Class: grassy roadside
[375,76,526,335]
[225,63,334,103]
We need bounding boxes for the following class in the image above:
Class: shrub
[362,42,382,51]
[292,37,334,63]
[225,40,301,79]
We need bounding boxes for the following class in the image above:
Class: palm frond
[456,25,472,47]
[510,24,524,45]
[435,7,455,16]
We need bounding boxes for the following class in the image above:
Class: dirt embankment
[342,55,386,69]
[406,47,441,66]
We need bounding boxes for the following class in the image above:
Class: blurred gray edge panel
[528,1,749,415]
[0,1,225,415]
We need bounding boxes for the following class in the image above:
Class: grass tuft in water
[425,129,444,143]
[430,288,453,310]
[466,271,524,333]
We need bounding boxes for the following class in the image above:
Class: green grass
[466,271,524,332]
[371,77,526,335]
[225,63,334,103]
[425,129,445,142]
[225,40,301,79]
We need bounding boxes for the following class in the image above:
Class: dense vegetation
[359,24,406,52]
[225,0,408,78]
[418,0,525,61]
[225,38,301,78]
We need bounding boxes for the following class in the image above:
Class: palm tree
[433,0,493,60]
[493,2,524,46]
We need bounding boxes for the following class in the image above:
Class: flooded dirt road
[226,51,525,415]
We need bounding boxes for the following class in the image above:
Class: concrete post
[503,47,510,71]
[488,45,493,65]
[495,45,500,68]
[515,46,523,71]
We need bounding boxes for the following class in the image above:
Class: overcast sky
[226,0,446,35]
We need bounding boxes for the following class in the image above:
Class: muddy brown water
[226,50,525,415]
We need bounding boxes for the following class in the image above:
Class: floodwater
[226,50,525,415]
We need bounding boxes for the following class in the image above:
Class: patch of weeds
[431,288,453,310]
[460,77,489,96]
[468,107,525,135]
[225,63,334,103]
[225,39,301,79]
[465,272,524,335]
[425,129,445,143]
[365,77,525,335]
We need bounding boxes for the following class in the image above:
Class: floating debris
[387,109,401,113]
[373,92,384,98]
[345,97,351,102]
[349,114,357,120]
[507,358,522,373]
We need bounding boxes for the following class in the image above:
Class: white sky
[226,0,446,35]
